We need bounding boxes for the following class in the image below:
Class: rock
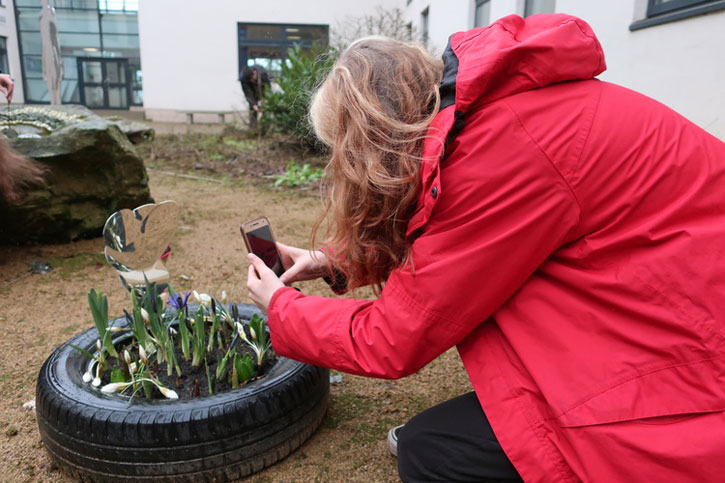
[0,106,154,243]
[106,117,155,144]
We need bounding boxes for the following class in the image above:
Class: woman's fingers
[248,253,271,278]
[279,263,302,284]
[246,254,284,313]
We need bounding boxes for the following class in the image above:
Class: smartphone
[241,217,285,276]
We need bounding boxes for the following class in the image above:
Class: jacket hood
[409,14,605,237]
[441,14,606,113]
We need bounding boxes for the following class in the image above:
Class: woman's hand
[277,242,328,284]
[0,74,14,103]
[247,254,284,313]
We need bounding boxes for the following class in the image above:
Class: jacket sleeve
[267,113,581,379]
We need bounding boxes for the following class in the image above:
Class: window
[237,23,328,77]
[631,0,725,30]
[14,1,142,105]
[648,0,712,15]
[524,0,556,16]
[98,0,138,13]
[474,0,491,27]
[0,37,8,75]
[421,7,429,47]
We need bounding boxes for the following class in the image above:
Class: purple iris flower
[168,291,190,310]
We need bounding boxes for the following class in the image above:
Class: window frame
[631,0,725,30]
[0,36,8,75]
[14,2,142,106]
[474,0,491,28]
[647,0,710,16]
[237,22,329,78]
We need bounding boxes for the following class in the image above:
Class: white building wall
[0,0,24,104]
[404,0,725,139]
[405,0,470,54]
[556,0,725,139]
[405,0,523,54]
[138,0,391,122]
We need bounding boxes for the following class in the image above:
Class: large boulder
[0,106,154,243]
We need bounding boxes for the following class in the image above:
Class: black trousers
[397,392,523,482]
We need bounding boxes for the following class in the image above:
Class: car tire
[35,304,329,482]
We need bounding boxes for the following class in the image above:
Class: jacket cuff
[267,286,304,354]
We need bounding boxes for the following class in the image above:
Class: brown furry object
[0,137,47,203]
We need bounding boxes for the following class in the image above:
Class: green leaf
[142,378,153,399]
[110,367,126,383]
[191,308,205,367]
[205,358,214,395]
[88,288,117,357]
[178,313,191,361]
[249,314,267,350]
[236,353,254,384]
[69,344,94,360]
[216,351,229,381]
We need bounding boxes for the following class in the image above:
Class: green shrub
[261,44,337,150]
[271,160,324,188]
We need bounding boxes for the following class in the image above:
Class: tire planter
[36,303,329,482]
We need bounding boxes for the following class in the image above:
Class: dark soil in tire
[35,304,329,482]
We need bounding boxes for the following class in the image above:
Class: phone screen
[246,225,284,276]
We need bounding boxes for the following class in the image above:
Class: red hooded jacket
[268,14,725,482]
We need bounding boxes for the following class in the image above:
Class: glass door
[78,58,131,109]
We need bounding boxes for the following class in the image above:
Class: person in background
[239,65,270,130]
[0,74,46,203]
[247,14,725,483]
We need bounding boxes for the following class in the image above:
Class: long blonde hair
[309,36,442,292]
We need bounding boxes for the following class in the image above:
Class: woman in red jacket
[248,14,725,482]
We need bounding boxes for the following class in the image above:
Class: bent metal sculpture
[103,200,180,292]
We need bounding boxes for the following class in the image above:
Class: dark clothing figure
[239,65,270,129]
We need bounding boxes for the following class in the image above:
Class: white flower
[139,345,147,363]
[158,387,179,399]
[235,322,248,342]
[223,311,233,324]
[123,350,132,365]
[140,308,150,324]
[96,339,102,352]
[92,377,102,387]
[249,326,257,342]
[100,382,130,394]
[128,362,137,373]
[159,292,169,304]
[221,290,228,303]
[192,290,201,303]
[199,293,212,307]
[82,371,93,383]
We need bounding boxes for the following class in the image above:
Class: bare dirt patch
[0,134,472,482]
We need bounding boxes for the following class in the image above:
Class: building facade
[403,0,725,139]
[3,1,722,139]
[13,0,140,108]
[138,0,388,123]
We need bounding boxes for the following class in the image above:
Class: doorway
[78,58,131,109]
